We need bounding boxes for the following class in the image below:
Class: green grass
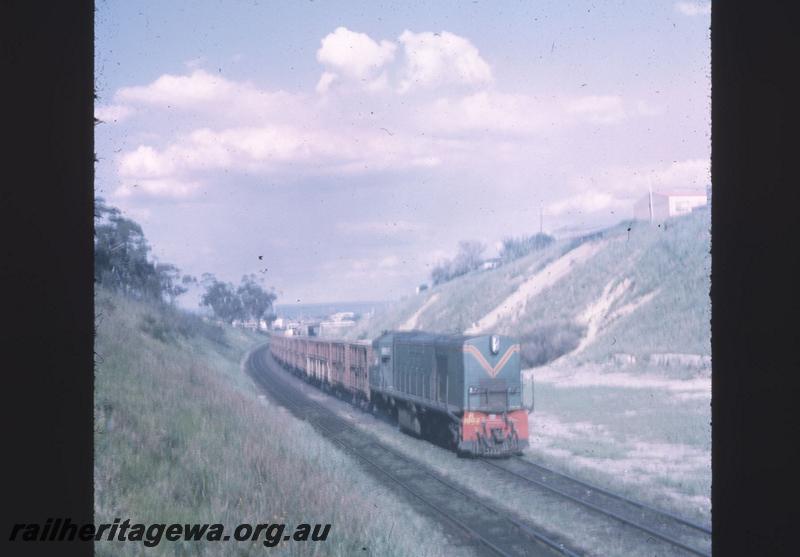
[94,289,464,556]
[575,212,711,363]
[523,379,711,524]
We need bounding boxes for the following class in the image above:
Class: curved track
[247,344,582,557]
[480,458,711,556]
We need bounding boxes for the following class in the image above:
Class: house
[232,319,261,331]
[633,190,707,222]
[481,258,501,271]
[415,283,428,294]
[329,311,355,322]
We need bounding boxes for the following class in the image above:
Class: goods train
[269,331,529,457]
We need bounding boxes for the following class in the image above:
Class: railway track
[479,458,711,557]
[246,345,582,557]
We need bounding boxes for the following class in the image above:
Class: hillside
[345,209,711,377]
[94,289,460,556]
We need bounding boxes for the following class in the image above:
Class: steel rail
[510,459,711,534]
[479,458,711,557]
[247,347,582,557]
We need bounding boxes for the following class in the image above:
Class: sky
[95,0,711,307]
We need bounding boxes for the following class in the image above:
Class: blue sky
[95,0,710,306]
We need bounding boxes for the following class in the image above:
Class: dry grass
[94,289,466,556]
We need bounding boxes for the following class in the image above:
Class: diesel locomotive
[269,330,529,457]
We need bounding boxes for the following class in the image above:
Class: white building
[329,311,355,322]
[633,191,707,222]
[232,319,260,331]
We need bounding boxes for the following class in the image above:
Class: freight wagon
[269,335,372,406]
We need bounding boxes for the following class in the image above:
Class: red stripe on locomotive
[461,409,528,443]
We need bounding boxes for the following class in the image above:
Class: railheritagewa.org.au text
[9,518,331,548]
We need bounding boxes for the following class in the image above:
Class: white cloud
[113,178,201,199]
[397,30,493,92]
[337,220,428,235]
[649,158,710,192]
[115,122,452,198]
[185,57,206,69]
[316,27,397,80]
[634,100,663,117]
[95,104,134,123]
[364,71,390,92]
[322,255,411,280]
[119,145,175,178]
[675,2,711,16]
[115,69,307,124]
[565,95,626,124]
[316,71,339,94]
[117,69,235,106]
[547,159,710,217]
[104,36,686,204]
[424,92,638,135]
[378,255,401,269]
[547,191,623,217]
[426,92,552,134]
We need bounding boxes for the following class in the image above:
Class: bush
[139,306,228,346]
[139,314,172,343]
[430,240,485,285]
[499,233,554,262]
[519,321,585,367]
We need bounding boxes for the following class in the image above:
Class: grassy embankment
[94,288,465,556]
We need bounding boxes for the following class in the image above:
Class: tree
[498,233,554,262]
[451,240,485,277]
[200,276,244,323]
[155,263,188,305]
[236,274,277,324]
[94,197,191,304]
[95,198,155,298]
[430,240,485,285]
[430,262,451,286]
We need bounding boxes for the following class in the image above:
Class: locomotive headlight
[490,335,500,355]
